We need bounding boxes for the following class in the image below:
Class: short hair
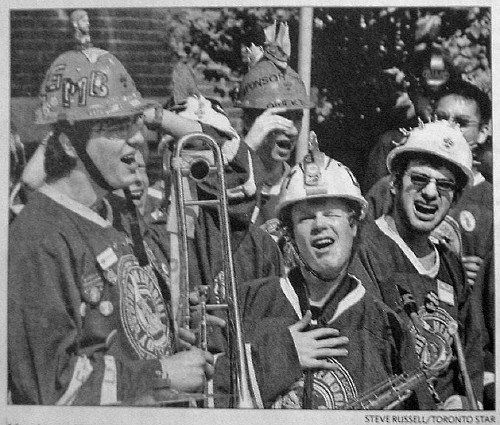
[437,80,491,124]
[240,25,266,48]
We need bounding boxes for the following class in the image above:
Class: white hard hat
[387,120,474,186]
[276,152,368,220]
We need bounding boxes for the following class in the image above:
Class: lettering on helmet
[62,78,86,108]
[266,99,306,108]
[240,73,281,97]
[46,74,62,93]
[48,70,109,109]
[90,71,109,97]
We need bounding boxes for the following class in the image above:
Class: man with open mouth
[8,44,214,405]
[231,146,432,409]
[235,21,312,227]
[349,120,484,410]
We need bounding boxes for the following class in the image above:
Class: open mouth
[276,140,292,150]
[129,189,144,200]
[414,202,438,217]
[311,236,335,250]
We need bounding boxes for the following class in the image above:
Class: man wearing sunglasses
[349,120,484,410]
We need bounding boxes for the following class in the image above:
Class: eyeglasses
[404,171,456,194]
[91,114,143,139]
[434,112,480,129]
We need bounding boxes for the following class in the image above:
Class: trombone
[165,132,257,408]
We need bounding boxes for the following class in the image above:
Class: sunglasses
[405,171,456,194]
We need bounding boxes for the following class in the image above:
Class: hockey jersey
[349,216,484,405]
[9,188,175,405]
[214,270,433,409]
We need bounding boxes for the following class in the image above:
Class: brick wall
[11,8,242,150]
[11,8,174,98]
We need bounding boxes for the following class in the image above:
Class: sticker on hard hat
[441,137,454,149]
[304,161,321,186]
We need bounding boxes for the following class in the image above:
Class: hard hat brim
[36,97,160,125]
[276,193,368,220]
[235,101,314,110]
[386,146,474,187]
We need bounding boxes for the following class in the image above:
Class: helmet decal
[442,137,454,149]
[303,160,322,187]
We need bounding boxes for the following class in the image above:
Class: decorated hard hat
[276,147,368,220]
[386,120,474,186]
[236,59,312,110]
[35,47,157,125]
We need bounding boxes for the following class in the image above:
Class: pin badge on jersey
[99,300,114,317]
[97,247,118,270]
[437,280,455,306]
[82,273,104,305]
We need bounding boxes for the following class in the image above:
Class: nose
[127,126,145,148]
[420,179,439,199]
[312,212,328,231]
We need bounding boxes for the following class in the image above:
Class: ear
[58,132,78,158]
[477,121,491,146]
[351,222,358,238]
[389,177,397,195]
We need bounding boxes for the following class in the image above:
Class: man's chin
[408,217,439,235]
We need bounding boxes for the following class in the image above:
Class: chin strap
[290,241,334,284]
[62,124,115,193]
[123,188,149,267]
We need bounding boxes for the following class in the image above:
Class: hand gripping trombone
[165,132,258,408]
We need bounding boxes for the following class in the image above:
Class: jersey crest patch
[409,291,454,369]
[118,254,173,359]
[272,357,357,409]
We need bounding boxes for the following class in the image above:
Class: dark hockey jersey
[214,270,433,409]
[349,216,484,405]
[9,188,175,405]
